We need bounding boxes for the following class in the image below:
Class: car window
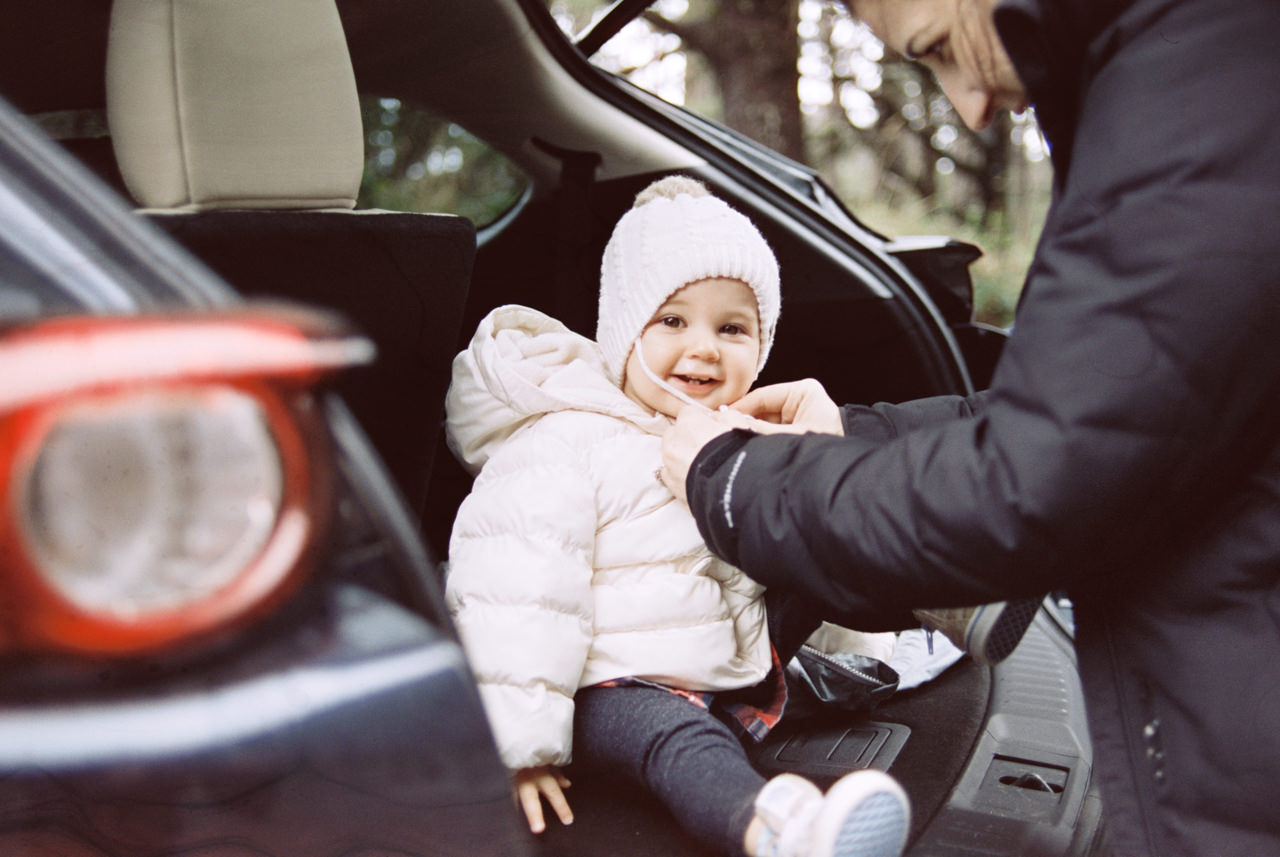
[357,96,530,228]
[544,0,1049,329]
[30,98,530,232]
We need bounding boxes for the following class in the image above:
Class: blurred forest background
[360,0,1053,328]
[565,0,1054,328]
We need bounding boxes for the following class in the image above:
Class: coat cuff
[686,428,756,566]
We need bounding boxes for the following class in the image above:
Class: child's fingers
[541,778,575,826]
[516,780,547,834]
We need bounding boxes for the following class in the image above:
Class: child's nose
[685,330,720,360]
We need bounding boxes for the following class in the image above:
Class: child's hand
[514,765,574,833]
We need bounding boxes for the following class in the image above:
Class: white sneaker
[753,770,910,857]
[753,774,823,857]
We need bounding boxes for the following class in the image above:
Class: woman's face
[851,0,1028,130]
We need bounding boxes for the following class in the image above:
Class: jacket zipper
[797,643,892,688]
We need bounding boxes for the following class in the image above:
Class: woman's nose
[943,79,995,131]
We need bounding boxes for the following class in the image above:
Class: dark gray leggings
[573,683,764,856]
[570,592,830,856]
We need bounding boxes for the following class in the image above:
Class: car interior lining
[102,0,477,522]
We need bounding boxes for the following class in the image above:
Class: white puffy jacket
[444,305,771,772]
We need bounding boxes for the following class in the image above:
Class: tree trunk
[653,0,806,163]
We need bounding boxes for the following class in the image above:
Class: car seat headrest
[106,0,364,211]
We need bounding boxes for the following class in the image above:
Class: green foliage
[559,0,1053,329]
[357,97,529,226]
[868,199,1040,329]
[821,127,1051,330]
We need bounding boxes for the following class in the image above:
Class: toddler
[444,176,910,857]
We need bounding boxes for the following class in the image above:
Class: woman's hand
[514,765,573,834]
[659,406,747,502]
[732,379,844,435]
[659,381,843,502]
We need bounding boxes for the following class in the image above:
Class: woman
[661,1,1280,855]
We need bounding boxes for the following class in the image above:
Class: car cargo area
[0,2,1102,855]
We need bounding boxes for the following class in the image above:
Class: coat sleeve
[445,427,597,771]
[840,393,987,442]
[688,10,1280,624]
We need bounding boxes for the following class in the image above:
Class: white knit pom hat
[596,176,781,385]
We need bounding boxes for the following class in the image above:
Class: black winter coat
[685,0,1280,854]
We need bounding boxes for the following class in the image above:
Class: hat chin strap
[632,337,712,413]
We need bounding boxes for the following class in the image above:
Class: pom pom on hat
[596,176,780,385]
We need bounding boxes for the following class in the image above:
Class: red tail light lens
[0,306,371,657]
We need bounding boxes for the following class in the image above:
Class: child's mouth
[672,374,717,390]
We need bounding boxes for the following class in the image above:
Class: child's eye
[720,323,747,336]
[658,315,683,328]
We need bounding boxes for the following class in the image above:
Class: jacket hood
[445,305,667,473]
[995,0,1128,180]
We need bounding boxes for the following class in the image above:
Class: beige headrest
[106,0,364,211]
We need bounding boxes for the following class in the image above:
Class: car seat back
[105,0,475,524]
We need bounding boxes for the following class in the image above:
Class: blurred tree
[801,1,1030,227]
[641,0,805,162]
[554,0,1051,326]
[634,0,1032,226]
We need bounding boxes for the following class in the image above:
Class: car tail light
[0,305,372,657]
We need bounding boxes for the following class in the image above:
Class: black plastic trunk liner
[753,656,990,842]
[533,656,990,857]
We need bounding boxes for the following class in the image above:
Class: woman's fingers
[734,379,843,434]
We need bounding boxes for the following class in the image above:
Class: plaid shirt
[595,643,789,743]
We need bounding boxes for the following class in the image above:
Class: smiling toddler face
[622,277,762,418]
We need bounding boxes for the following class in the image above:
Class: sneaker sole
[967,598,1040,666]
[811,769,910,857]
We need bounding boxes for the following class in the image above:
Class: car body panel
[0,79,527,857]
[0,587,529,857]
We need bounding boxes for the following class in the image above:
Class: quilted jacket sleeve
[445,427,597,771]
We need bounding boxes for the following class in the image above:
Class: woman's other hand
[660,406,743,501]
